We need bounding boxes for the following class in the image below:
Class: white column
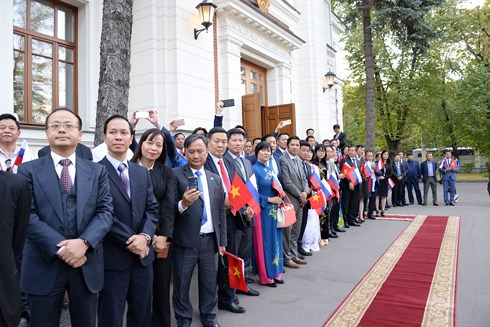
[1,1,14,114]
[218,36,243,128]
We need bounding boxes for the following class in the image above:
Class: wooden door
[262,103,296,136]
[242,93,262,140]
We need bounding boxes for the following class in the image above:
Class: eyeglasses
[47,122,79,131]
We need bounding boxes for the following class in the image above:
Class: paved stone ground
[21,181,488,326]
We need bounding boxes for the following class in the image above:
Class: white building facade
[2,0,345,153]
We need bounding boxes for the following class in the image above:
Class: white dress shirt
[51,151,76,185]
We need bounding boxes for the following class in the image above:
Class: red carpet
[324,215,460,327]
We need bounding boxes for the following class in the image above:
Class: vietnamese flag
[229,172,253,215]
[341,162,352,175]
[377,159,385,171]
[308,191,326,209]
[450,159,457,169]
[224,251,248,292]
[271,173,286,197]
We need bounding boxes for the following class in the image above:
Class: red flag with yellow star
[224,251,248,292]
[229,172,253,215]
[308,190,327,209]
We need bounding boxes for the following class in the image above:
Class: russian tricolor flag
[363,163,373,178]
[320,179,334,200]
[310,170,322,191]
[348,168,362,186]
[246,174,261,214]
[11,140,28,174]
[377,159,385,171]
[388,178,395,189]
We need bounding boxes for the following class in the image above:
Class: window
[240,59,267,106]
[13,0,77,124]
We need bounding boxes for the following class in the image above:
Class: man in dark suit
[405,152,423,205]
[274,133,289,160]
[225,128,259,297]
[17,108,114,327]
[332,124,347,149]
[262,134,282,180]
[280,136,309,268]
[172,134,226,327]
[0,171,30,327]
[97,115,159,327]
[203,127,247,314]
[340,145,361,227]
[392,153,405,206]
[298,141,313,256]
[421,152,438,206]
[38,143,93,161]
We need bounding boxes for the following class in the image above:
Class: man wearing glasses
[18,108,114,327]
[0,113,32,172]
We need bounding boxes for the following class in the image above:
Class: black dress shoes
[218,302,246,314]
[299,248,313,256]
[261,282,277,287]
[344,224,350,228]
[273,278,285,284]
[297,254,305,260]
[236,287,260,296]
[334,227,346,233]
[367,215,376,220]
[433,203,439,206]
[204,323,221,327]
[349,221,361,227]
[328,233,339,238]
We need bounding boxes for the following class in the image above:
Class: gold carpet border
[422,216,460,327]
[324,215,428,327]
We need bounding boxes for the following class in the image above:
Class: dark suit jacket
[274,148,285,160]
[421,160,438,183]
[333,132,347,149]
[340,156,361,190]
[38,143,93,161]
[99,157,159,270]
[0,172,30,326]
[150,162,175,237]
[172,164,227,249]
[17,155,114,295]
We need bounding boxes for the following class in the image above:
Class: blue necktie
[195,171,208,225]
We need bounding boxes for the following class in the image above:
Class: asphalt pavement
[28,181,489,326]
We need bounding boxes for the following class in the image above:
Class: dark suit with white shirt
[98,157,159,327]
[18,154,114,327]
[172,164,226,327]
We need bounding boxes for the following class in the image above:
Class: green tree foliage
[339,0,489,158]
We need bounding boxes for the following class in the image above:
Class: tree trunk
[362,0,376,151]
[440,97,459,158]
[94,0,134,146]
[384,135,400,154]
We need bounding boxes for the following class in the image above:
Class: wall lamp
[194,1,217,40]
[323,70,336,92]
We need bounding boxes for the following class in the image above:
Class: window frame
[13,0,78,125]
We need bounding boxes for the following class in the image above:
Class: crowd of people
[0,104,460,327]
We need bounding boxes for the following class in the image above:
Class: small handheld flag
[224,251,248,292]
[229,172,253,215]
[388,178,395,189]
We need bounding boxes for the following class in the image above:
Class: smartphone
[187,176,198,190]
[174,119,185,127]
[282,119,292,126]
[221,99,235,107]
[135,111,149,119]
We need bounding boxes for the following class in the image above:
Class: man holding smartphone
[172,134,227,327]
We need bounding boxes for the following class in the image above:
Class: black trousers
[218,213,240,305]
[298,201,311,249]
[29,263,96,327]
[152,246,173,327]
[341,188,359,224]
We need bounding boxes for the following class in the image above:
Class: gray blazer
[279,152,308,207]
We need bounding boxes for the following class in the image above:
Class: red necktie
[218,159,232,192]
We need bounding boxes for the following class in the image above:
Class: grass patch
[457,173,488,181]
